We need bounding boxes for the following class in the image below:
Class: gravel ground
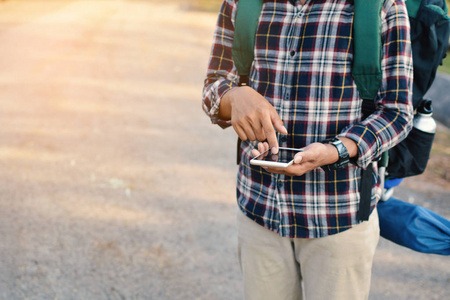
[0,1,448,299]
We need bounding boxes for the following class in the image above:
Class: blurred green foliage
[440,0,450,74]
[440,55,450,74]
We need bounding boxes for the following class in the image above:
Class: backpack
[231,0,450,220]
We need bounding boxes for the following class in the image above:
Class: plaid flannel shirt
[202,0,413,238]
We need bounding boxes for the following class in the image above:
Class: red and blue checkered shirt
[202,0,413,238]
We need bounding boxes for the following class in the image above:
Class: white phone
[250,147,303,168]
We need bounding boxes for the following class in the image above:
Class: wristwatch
[321,138,350,171]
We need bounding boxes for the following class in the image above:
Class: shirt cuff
[208,79,237,129]
[338,123,381,169]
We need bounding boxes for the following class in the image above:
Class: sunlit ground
[0,1,448,299]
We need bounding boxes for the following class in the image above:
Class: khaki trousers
[237,209,380,300]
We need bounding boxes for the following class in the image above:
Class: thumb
[294,151,304,164]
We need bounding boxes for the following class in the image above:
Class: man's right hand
[218,86,287,154]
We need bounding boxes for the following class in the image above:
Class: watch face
[321,138,350,170]
[332,139,349,168]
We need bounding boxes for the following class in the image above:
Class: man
[202,0,413,299]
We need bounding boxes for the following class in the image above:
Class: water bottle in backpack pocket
[386,99,436,179]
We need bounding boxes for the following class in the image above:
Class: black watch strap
[321,138,350,171]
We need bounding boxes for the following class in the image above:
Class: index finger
[261,115,279,154]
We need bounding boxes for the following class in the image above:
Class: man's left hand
[251,142,339,176]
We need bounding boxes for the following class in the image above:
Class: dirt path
[0,1,448,299]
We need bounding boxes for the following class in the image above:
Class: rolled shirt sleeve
[339,0,414,169]
[202,0,239,129]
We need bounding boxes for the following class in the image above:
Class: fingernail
[294,155,302,164]
[282,126,288,134]
[271,147,278,154]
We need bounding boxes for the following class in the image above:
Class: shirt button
[290,50,296,57]
[277,181,284,189]
[280,135,288,143]
[285,92,290,100]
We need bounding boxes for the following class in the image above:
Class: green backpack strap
[232,0,264,86]
[233,0,264,164]
[352,0,384,221]
[352,0,384,101]
[406,0,423,17]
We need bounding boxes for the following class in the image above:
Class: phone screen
[252,147,303,166]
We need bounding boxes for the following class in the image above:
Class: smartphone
[250,147,303,168]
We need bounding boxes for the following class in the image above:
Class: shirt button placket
[285,91,290,100]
